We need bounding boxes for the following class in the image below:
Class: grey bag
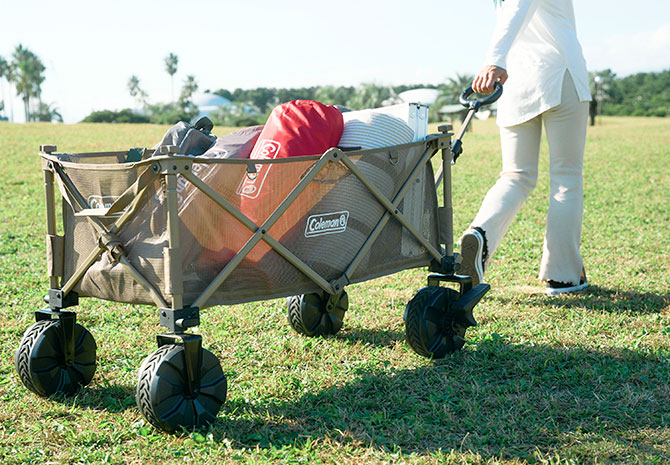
[202,125,263,159]
[155,117,217,156]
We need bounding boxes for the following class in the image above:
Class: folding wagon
[15,88,501,433]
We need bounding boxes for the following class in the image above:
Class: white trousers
[471,71,589,285]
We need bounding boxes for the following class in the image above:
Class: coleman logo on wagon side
[88,195,126,216]
[305,211,349,237]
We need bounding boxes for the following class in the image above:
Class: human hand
[472,65,508,94]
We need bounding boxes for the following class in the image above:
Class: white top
[485,0,591,127]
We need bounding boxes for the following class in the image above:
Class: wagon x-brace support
[177,143,447,310]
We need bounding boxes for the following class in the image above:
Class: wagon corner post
[40,145,62,290]
[161,159,185,311]
[438,125,455,259]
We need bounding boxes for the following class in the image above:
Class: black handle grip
[459,83,503,111]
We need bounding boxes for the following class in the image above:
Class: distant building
[192,92,232,120]
[438,102,497,122]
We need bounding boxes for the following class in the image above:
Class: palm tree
[434,73,475,124]
[11,44,45,122]
[34,102,63,123]
[314,85,355,106]
[0,56,14,121]
[164,53,178,102]
[447,73,475,101]
[346,83,394,110]
[127,75,147,108]
[0,56,8,120]
[179,75,198,109]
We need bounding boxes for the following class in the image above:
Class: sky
[1,0,669,124]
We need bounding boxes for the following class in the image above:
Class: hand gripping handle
[459,82,503,111]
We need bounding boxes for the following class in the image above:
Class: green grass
[0,118,668,464]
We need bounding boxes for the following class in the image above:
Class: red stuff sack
[257,99,343,158]
[237,100,343,200]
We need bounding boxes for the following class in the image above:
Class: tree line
[212,70,670,123]
[89,59,670,127]
[591,69,670,117]
[207,79,473,126]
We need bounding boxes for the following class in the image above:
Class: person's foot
[459,228,486,286]
[545,269,589,296]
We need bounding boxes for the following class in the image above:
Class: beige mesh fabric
[52,141,440,308]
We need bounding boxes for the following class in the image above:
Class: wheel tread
[15,319,97,397]
[405,286,466,359]
[286,291,348,337]
[136,345,174,430]
[287,296,309,336]
[136,344,227,433]
[15,321,54,396]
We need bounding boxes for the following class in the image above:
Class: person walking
[459,0,591,296]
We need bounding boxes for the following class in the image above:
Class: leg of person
[460,116,542,285]
[540,71,590,295]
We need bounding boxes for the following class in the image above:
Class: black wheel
[15,319,97,397]
[287,290,348,337]
[136,344,227,433]
[405,286,468,359]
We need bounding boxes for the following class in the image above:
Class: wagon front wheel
[15,319,97,397]
[136,344,227,433]
[404,286,468,359]
[287,290,348,337]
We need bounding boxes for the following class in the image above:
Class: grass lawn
[0,117,668,464]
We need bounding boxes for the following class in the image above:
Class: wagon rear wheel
[136,344,227,433]
[404,286,467,359]
[15,319,97,397]
[287,290,348,337]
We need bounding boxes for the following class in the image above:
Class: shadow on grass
[211,340,669,462]
[51,382,137,413]
[496,284,669,314]
[336,327,406,349]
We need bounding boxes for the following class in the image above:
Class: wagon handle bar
[450,83,504,164]
[459,82,503,112]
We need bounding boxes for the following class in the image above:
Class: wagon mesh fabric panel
[58,142,439,307]
[60,159,168,304]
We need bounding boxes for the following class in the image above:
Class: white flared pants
[471,71,589,284]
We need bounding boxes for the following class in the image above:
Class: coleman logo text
[87,195,126,216]
[305,211,349,237]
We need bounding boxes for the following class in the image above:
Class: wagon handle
[459,82,503,111]
[434,83,504,188]
[449,83,504,164]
